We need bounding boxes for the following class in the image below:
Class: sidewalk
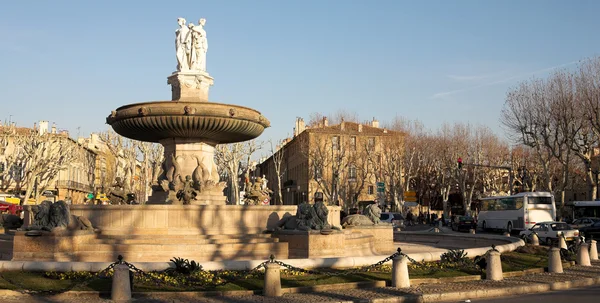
[2,261,599,303]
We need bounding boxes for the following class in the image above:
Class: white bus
[573,201,600,219]
[478,192,556,233]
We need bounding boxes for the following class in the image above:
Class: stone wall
[57,205,341,236]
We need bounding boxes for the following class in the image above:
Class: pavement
[1,224,596,302]
[1,260,599,303]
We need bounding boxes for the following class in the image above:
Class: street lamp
[297,185,301,205]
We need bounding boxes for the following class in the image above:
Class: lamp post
[297,185,301,205]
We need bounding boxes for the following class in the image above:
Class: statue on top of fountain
[176,17,208,72]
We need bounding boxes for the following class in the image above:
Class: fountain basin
[106,101,270,143]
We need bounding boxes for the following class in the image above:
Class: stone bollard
[263,262,282,297]
[433,227,440,233]
[530,233,539,246]
[590,240,598,261]
[503,232,511,237]
[558,236,567,249]
[486,250,503,281]
[111,264,132,302]
[392,255,410,288]
[469,229,476,234]
[577,243,592,266]
[548,247,563,273]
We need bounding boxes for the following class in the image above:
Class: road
[470,285,600,302]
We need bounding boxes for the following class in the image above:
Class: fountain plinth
[167,71,214,101]
[106,17,270,205]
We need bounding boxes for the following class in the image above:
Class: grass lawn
[0,246,550,293]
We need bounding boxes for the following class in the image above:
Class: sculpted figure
[25,200,94,232]
[176,175,196,204]
[276,201,312,231]
[175,17,191,71]
[189,18,208,71]
[341,204,382,227]
[108,177,127,204]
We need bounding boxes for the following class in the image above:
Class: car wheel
[506,222,513,234]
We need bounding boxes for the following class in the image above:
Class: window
[332,136,340,150]
[527,196,553,204]
[350,136,357,150]
[314,166,322,180]
[367,137,375,150]
[368,185,374,195]
[349,165,357,180]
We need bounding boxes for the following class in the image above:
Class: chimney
[323,116,328,127]
[371,117,379,128]
[358,124,363,132]
[51,123,57,134]
[294,117,306,137]
[38,120,49,135]
[91,133,99,144]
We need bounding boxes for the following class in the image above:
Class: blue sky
[1,0,599,148]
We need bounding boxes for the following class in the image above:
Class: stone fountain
[106,17,270,206]
[4,18,352,263]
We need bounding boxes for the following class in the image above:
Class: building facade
[259,117,404,210]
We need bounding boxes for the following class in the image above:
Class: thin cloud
[447,73,496,82]
[432,61,579,99]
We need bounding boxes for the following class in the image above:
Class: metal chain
[267,249,403,277]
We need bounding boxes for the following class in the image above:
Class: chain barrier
[268,249,403,277]
[0,254,165,296]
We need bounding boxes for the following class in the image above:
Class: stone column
[392,255,410,288]
[558,235,567,249]
[530,233,539,246]
[548,247,563,273]
[590,240,598,261]
[577,243,592,266]
[263,263,282,297]
[486,250,503,281]
[111,264,132,302]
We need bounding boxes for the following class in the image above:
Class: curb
[419,276,600,303]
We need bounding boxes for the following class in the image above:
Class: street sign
[86,193,95,200]
[404,191,417,202]
[376,182,385,193]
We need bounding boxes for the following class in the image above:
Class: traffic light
[457,157,463,169]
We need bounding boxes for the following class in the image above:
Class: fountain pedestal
[167,71,214,101]
[147,138,226,205]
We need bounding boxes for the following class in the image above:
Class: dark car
[451,216,476,232]
[579,220,600,238]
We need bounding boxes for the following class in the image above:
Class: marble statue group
[176,17,208,72]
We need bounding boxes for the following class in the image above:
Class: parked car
[569,217,600,229]
[579,220,600,238]
[0,201,23,215]
[519,221,579,245]
[380,212,404,228]
[451,216,476,232]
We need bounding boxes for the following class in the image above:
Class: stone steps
[68,242,289,262]
[95,237,278,245]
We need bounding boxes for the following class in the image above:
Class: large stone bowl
[106,101,270,143]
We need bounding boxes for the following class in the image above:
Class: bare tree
[269,139,285,205]
[215,140,260,205]
[305,133,351,205]
[19,131,79,203]
[136,141,164,203]
[0,125,26,192]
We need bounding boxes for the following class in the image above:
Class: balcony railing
[56,180,93,192]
